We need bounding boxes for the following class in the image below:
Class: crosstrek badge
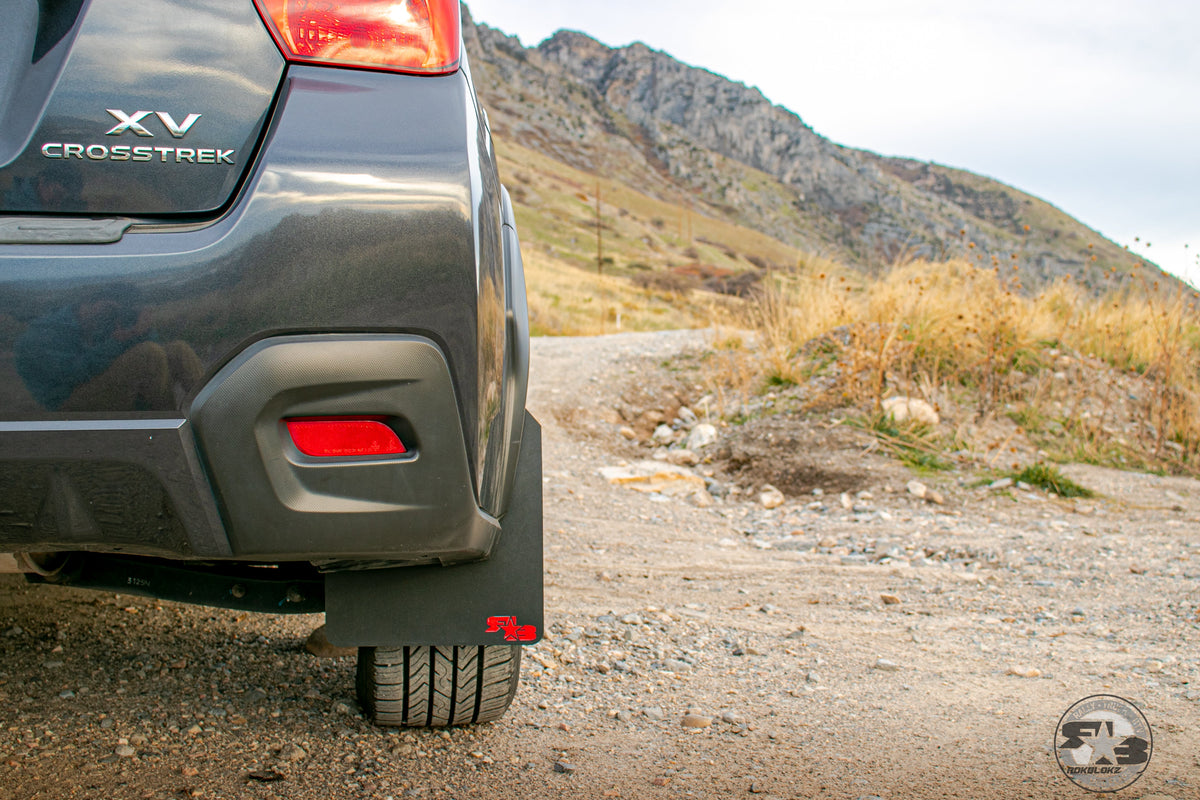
[41,144,235,164]
[38,109,235,165]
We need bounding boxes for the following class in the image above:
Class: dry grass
[495,138,864,342]
[497,139,807,280]
[523,249,733,336]
[731,258,1200,474]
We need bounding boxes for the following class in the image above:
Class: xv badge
[105,110,202,138]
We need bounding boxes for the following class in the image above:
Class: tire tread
[357,644,521,727]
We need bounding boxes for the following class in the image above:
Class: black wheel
[356,645,522,727]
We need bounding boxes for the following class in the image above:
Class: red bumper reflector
[285,417,407,458]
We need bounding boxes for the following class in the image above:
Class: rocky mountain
[462,6,1152,291]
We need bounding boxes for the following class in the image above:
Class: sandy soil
[2,330,1198,800]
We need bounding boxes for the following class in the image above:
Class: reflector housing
[254,0,461,75]
[285,417,408,458]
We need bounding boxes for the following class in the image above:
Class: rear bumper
[0,334,500,565]
[18,415,544,647]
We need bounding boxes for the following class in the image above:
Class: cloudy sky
[466,0,1200,287]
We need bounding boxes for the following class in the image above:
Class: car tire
[356,644,522,727]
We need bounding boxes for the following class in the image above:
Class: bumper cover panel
[0,419,229,558]
[191,334,499,563]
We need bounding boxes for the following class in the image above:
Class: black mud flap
[324,415,543,647]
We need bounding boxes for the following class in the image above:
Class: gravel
[1,330,1198,799]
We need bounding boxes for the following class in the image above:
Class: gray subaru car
[0,0,541,727]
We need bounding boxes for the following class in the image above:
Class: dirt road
[2,331,1199,799]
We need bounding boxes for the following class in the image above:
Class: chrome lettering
[155,112,201,138]
[105,109,154,137]
[38,141,235,165]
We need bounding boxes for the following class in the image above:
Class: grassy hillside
[497,140,1200,476]
[496,137,858,336]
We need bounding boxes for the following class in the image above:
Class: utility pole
[595,178,603,275]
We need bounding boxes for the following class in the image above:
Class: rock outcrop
[462,4,1157,291]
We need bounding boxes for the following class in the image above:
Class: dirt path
[2,330,1199,800]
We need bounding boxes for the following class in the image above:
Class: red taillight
[285,417,408,458]
[253,0,461,75]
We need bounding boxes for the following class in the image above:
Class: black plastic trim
[478,186,530,518]
[0,418,230,557]
[25,554,324,614]
[497,186,530,513]
[190,334,500,563]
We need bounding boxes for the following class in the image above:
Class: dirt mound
[711,415,896,496]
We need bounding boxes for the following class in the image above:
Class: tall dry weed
[750,272,856,387]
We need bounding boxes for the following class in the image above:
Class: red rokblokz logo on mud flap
[485,616,537,642]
